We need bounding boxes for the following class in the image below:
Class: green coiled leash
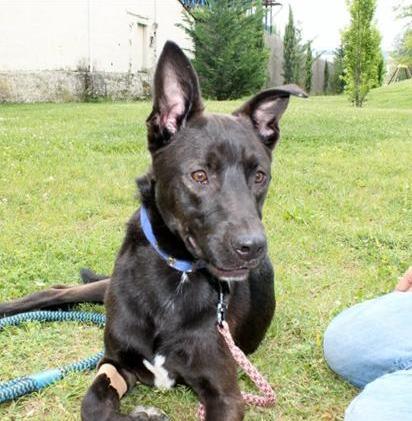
[0,311,105,403]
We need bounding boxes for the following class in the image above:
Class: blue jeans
[324,292,412,421]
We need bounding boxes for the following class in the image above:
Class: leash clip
[217,291,227,327]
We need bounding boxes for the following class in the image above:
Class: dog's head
[144,41,306,281]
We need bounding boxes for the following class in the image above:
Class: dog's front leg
[81,363,167,421]
[201,391,245,421]
[183,350,245,421]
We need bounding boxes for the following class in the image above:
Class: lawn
[0,80,411,420]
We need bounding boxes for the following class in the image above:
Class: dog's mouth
[186,235,250,281]
[207,264,250,281]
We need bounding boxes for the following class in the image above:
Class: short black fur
[0,41,307,421]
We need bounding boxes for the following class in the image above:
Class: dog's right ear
[147,41,203,152]
[234,84,308,150]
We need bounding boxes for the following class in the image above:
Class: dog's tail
[80,268,110,284]
[0,271,110,318]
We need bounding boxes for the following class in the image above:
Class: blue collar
[140,205,203,274]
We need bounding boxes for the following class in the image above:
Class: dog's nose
[232,234,266,262]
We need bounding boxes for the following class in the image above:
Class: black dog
[0,42,306,420]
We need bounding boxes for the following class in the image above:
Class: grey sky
[274,0,403,53]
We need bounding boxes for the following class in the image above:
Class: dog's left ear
[234,84,308,149]
[147,41,203,152]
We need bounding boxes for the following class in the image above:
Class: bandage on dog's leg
[82,363,138,420]
[96,363,128,398]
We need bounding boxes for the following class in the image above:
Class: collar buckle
[167,256,176,267]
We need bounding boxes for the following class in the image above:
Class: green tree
[393,30,412,66]
[304,42,313,93]
[392,3,412,67]
[294,27,307,84]
[182,0,268,100]
[342,0,382,107]
[283,6,299,83]
[396,3,412,20]
[376,52,386,86]
[330,46,346,94]
[323,61,329,94]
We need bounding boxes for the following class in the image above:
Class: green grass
[367,79,412,109]
[1,81,411,420]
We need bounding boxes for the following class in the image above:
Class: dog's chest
[140,278,216,389]
[142,354,175,389]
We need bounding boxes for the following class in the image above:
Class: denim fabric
[345,369,412,421]
[324,292,412,388]
[323,292,412,420]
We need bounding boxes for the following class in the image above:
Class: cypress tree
[182,0,268,100]
[283,6,298,84]
[331,46,345,94]
[304,42,313,93]
[323,61,329,94]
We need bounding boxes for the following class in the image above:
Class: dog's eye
[255,171,267,184]
[191,170,208,184]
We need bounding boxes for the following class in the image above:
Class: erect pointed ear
[146,41,203,152]
[234,84,308,149]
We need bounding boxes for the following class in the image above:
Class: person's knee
[324,292,412,388]
[323,304,370,388]
[345,369,412,421]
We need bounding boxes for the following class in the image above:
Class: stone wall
[0,70,151,103]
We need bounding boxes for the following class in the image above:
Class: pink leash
[197,321,276,420]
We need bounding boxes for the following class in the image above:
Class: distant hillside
[367,79,412,109]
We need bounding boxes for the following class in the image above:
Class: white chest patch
[143,354,175,389]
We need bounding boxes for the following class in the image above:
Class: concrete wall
[0,0,191,102]
[265,33,332,94]
[265,33,284,87]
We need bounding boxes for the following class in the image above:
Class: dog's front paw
[130,406,169,421]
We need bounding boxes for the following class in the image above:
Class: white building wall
[0,0,191,101]
[0,0,190,72]
[0,1,89,71]
[155,0,192,62]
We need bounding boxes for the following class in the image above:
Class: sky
[273,0,404,55]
